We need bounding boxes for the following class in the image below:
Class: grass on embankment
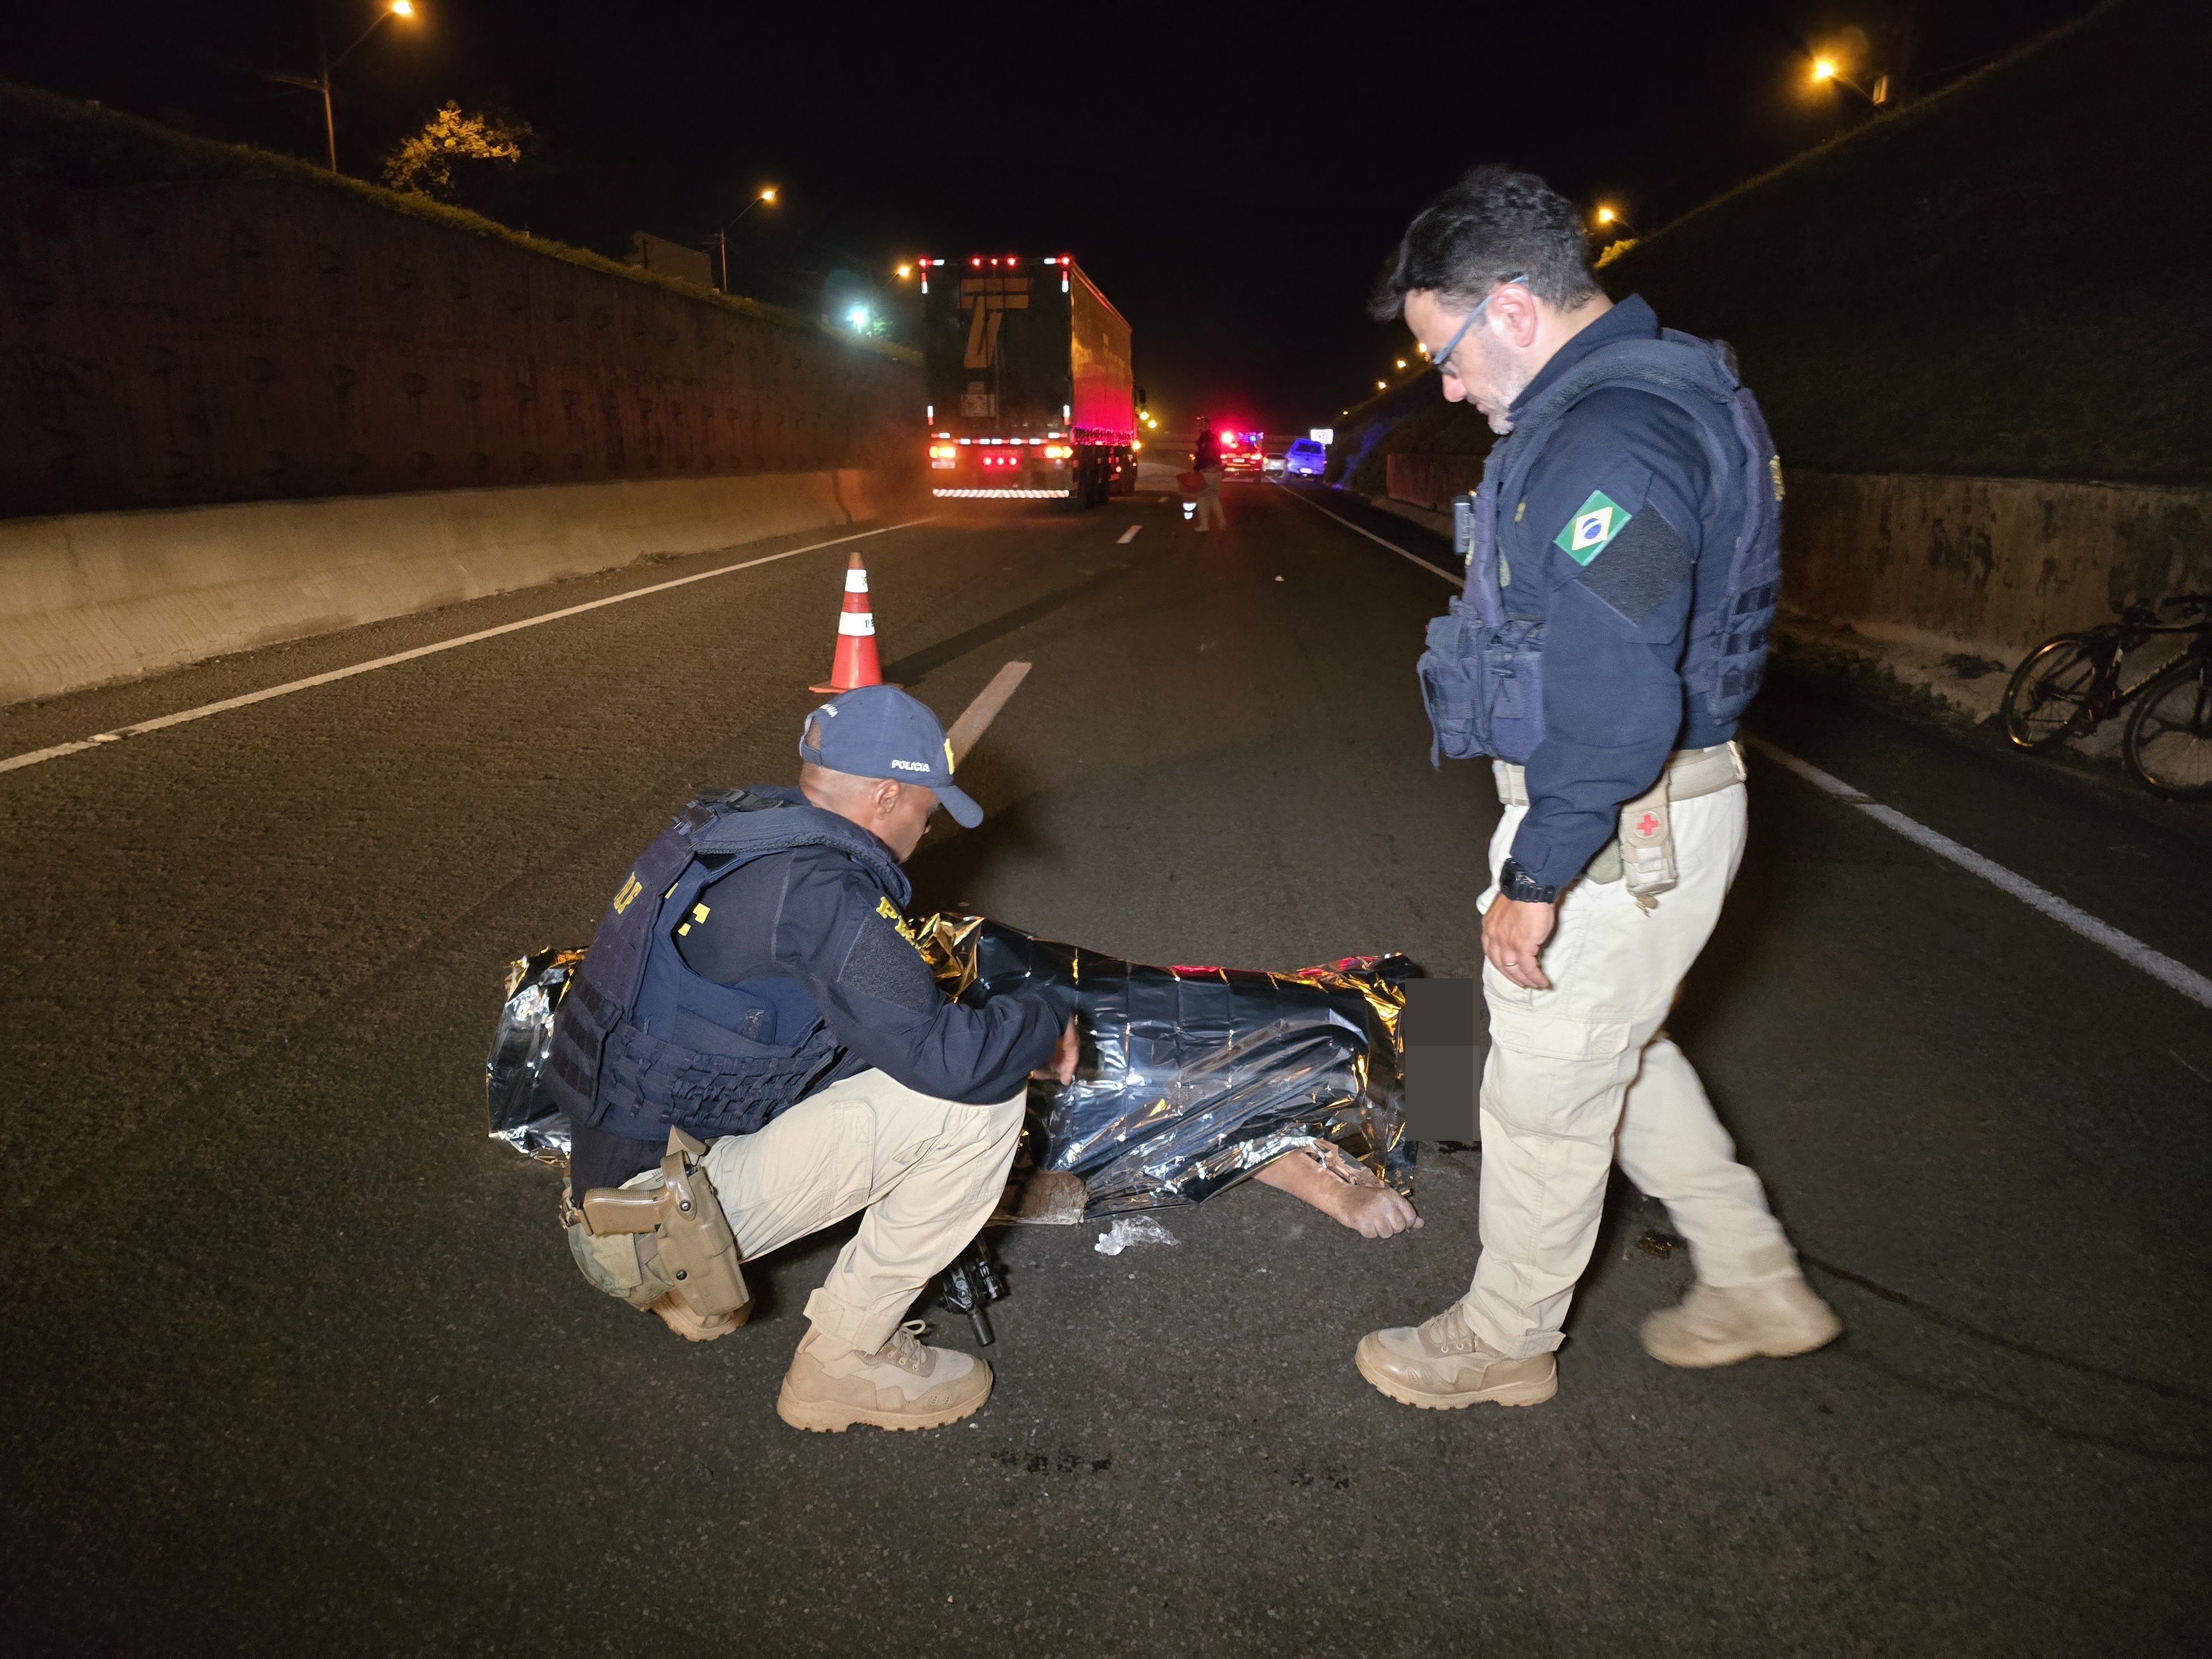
[0,81,920,367]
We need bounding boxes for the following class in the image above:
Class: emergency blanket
[487,919,1416,1215]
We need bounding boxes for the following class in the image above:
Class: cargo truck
[918,254,1138,506]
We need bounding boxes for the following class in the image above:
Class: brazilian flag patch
[1554,491,1631,566]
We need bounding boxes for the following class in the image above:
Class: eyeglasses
[1422,273,1530,378]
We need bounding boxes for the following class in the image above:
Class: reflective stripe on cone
[810,550,890,694]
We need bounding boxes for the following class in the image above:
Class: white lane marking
[1744,734,2212,1010]
[1279,489,2212,1010]
[1117,525,1141,544]
[1292,487,2212,1013]
[0,520,930,776]
[945,660,1031,766]
[1274,484,1463,589]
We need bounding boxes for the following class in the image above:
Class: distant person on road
[1354,165,1839,1411]
[544,685,1078,1434]
[1191,415,1227,531]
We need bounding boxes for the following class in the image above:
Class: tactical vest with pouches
[1417,328,1783,765]
[544,789,911,1143]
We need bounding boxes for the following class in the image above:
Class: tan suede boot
[775,1320,993,1433]
[644,1291,747,1343]
[1355,1302,1558,1410]
[1640,1275,1842,1368]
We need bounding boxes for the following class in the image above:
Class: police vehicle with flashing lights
[1219,429,1266,478]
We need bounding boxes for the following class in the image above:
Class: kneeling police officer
[1358,166,1840,1411]
[544,685,1076,1433]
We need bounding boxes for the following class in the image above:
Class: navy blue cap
[799,685,983,828]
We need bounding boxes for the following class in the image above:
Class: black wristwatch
[1497,858,1561,905]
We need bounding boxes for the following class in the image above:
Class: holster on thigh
[562,1128,752,1329]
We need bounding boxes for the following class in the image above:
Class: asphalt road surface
[3,481,2209,1655]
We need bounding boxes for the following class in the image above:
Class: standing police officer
[1355,166,1840,1410]
[545,685,1077,1433]
[1191,415,1227,532]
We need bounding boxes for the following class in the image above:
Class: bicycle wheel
[2001,635,2100,752]
[2123,656,2212,800]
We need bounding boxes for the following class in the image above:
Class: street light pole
[709,186,778,293]
[317,32,337,171]
[263,1,418,173]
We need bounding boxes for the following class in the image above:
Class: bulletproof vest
[1418,328,1783,766]
[544,787,912,1144]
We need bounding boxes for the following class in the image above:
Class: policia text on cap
[546,684,1077,1434]
[1353,166,1842,1412]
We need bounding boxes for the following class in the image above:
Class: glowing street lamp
[895,263,913,279]
[1809,54,1889,104]
[262,0,419,173]
[711,186,780,293]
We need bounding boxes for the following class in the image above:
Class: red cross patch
[1634,811,1661,838]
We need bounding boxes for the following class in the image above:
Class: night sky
[6,0,2093,433]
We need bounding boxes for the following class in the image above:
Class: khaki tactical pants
[1462,777,1798,1359]
[1195,467,1225,529]
[596,1070,1024,1354]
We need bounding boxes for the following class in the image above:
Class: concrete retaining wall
[1380,458,2212,658]
[0,467,907,706]
[1385,453,1486,512]
[2,173,920,519]
[1781,471,2212,657]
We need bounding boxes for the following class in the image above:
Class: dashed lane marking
[1743,735,2212,1010]
[1117,525,1141,544]
[0,520,930,776]
[944,661,1031,766]
[1274,484,1463,587]
[1284,483,2212,1010]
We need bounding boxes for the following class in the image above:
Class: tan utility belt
[1493,741,1747,903]
[1490,740,1746,808]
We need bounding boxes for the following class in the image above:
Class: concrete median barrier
[0,467,911,707]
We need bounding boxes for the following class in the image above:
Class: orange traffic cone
[809,550,890,694]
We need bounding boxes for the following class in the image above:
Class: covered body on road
[492,914,1415,1218]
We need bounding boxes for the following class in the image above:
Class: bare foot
[1253,1147,1423,1238]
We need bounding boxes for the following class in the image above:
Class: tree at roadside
[380,101,531,201]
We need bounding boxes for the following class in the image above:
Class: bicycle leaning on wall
[2001,593,2212,800]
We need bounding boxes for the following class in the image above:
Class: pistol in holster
[572,1127,751,1339]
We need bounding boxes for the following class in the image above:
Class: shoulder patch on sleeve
[1575,509,1692,625]
[839,905,939,1012]
[1554,491,1630,564]
[875,894,926,955]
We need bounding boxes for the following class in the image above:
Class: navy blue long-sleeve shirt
[678,843,1071,1103]
[1500,296,1733,889]
[566,834,1069,1198]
